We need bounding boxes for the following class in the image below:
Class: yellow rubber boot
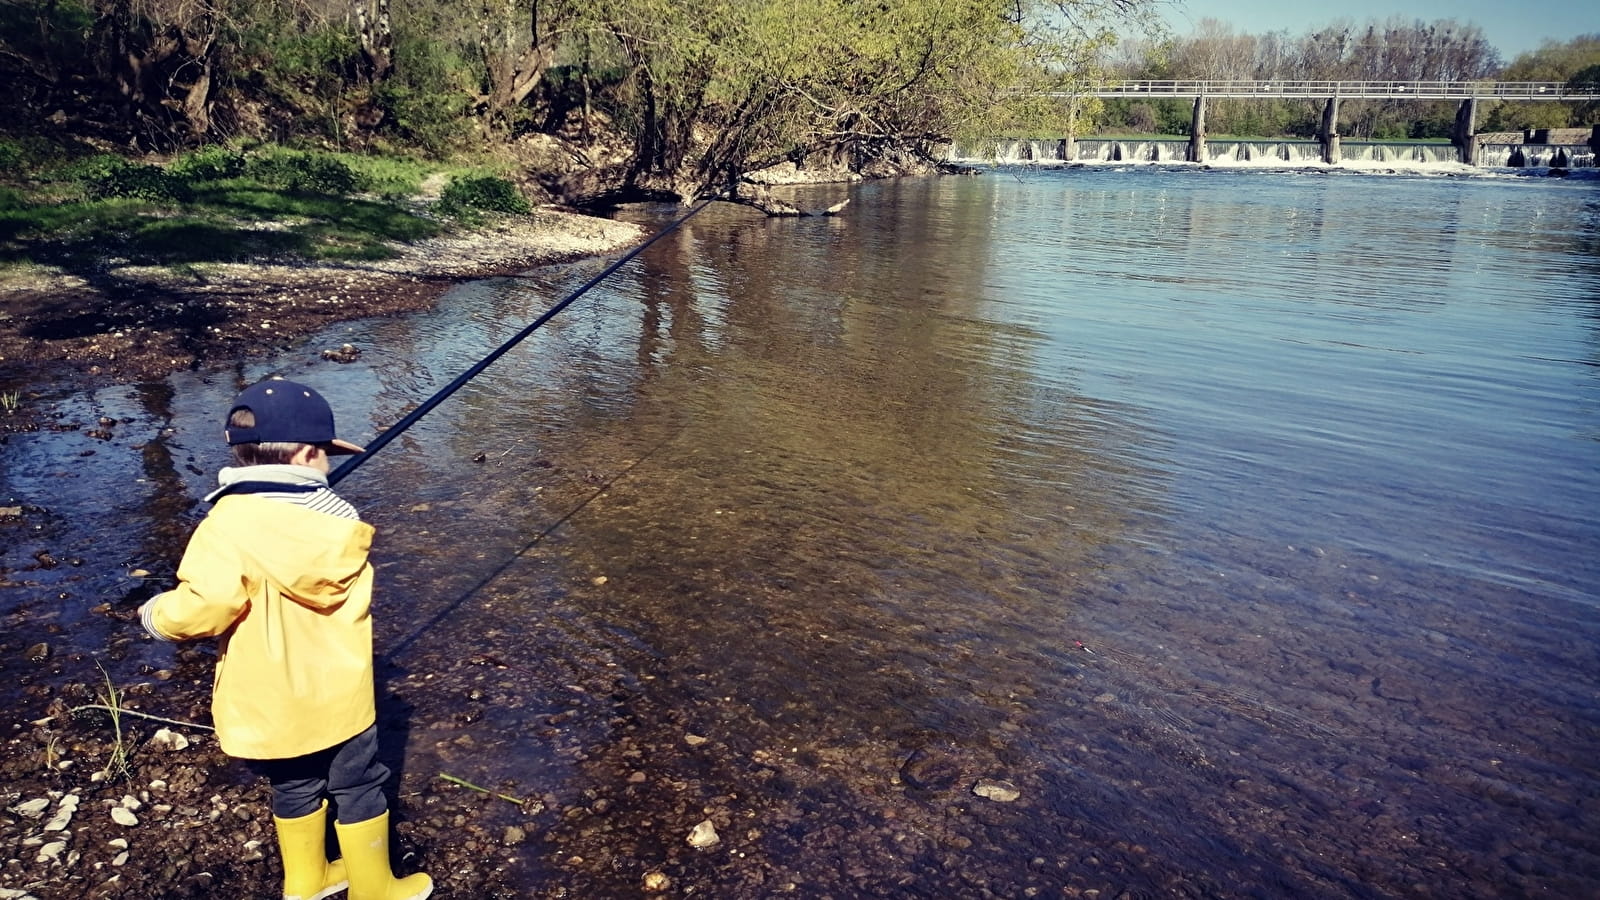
[272,800,349,900]
[334,811,433,900]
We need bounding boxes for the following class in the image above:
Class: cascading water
[944,137,1596,170]
[1479,143,1595,168]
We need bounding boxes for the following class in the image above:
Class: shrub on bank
[439,175,531,218]
[243,150,372,195]
[70,156,193,203]
[170,146,248,182]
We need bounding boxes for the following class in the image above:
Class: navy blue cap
[224,379,364,455]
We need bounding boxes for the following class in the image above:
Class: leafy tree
[563,0,1150,200]
[1482,35,1600,130]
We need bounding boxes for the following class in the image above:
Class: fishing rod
[328,197,715,487]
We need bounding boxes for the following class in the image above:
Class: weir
[1042,81,1600,167]
[947,137,1597,169]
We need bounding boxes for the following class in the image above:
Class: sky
[1159,0,1598,61]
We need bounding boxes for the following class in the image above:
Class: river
[5,166,1599,897]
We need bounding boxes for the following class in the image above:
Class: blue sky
[1160,0,1598,60]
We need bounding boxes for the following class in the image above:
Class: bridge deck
[1065,81,1600,101]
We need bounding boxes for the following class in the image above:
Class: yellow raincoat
[145,494,378,760]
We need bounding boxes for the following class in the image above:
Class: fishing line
[327,197,715,487]
[379,424,685,664]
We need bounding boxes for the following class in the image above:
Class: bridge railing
[1067,81,1599,101]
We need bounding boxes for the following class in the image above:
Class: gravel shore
[0,207,646,394]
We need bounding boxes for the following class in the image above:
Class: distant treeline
[0,0,1157,202]
[1098,21,1600,139]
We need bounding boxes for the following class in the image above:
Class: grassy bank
[0,141,535,276]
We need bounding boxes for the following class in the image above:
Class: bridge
[1044,81,1600,165]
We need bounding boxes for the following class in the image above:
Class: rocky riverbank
[0,207,646,398]
[0,206,646,899]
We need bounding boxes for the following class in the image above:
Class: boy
[140,378,431,900]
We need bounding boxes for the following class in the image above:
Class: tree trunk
[356,0,394,83]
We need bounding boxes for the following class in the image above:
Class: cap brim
[327,439,365,456]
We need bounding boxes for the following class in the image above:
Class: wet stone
[973,779,1022,802]
[900,746,967,792]
[687,819,720,849]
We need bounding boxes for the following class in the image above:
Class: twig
[438,772,524,805]
[69,704,215,730]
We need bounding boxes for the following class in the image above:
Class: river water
[6,167,1600,896]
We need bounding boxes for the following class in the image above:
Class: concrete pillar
[1189,96,1207,163]
[1452,98,1479,165]
[1061,134,1076,163]
[1319,96,1341,164]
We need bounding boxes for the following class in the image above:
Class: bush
[439,175,531,216]
[170,146,247,182]
[0,140,30,173]
[244,151,372,194]
[70,155,192,202]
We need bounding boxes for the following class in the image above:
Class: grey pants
[246,724,390,823]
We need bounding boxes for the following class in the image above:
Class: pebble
[973,779,1022,802]
[687,819,720,849]
[12,798,49,818]
[684,734,709,747]
[44,795,79,831]
[111,807,139,826]
[643,871,671,892]
[149,728,190,751]
[36,841,67,863]
[502,826,526,846]
[321,343,361,363]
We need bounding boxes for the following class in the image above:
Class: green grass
[93,662,133,783]
[0,148,459,270]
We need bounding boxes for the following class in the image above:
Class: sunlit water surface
[7,167,1599,896]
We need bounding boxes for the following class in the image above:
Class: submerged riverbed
[4,167,1599,897]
